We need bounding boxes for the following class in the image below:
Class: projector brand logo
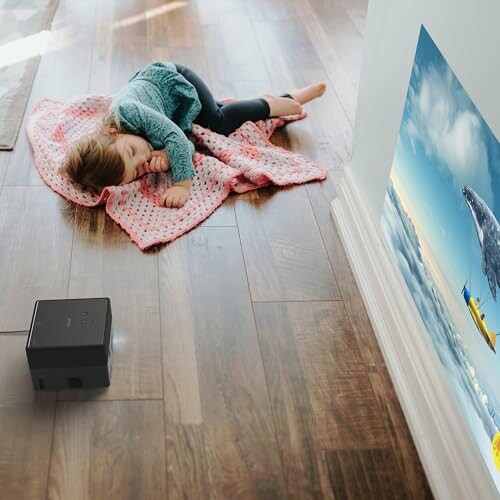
[81,311,89,328]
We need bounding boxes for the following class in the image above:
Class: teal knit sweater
[110,62,202,183]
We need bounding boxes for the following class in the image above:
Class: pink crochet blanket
[26,95,327,250]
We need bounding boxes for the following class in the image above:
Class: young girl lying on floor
[60,62,326,208]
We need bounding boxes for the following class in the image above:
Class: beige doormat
[0,0,59,150]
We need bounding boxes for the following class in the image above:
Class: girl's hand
[160,185,190,208]
[144,150,169,173]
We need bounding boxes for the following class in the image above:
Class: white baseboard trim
[330,167,499,500]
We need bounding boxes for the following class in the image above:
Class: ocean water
[381,178,500,491]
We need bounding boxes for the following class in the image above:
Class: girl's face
[113,133,153,184]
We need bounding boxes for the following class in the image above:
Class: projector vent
[67,377,82,388]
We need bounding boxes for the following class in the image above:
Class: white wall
[351,0,500,216]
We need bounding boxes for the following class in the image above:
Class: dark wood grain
[0,335,55,500]
[369,365,434,499]
[308,173,433,497]
[0,0,434,498]
[254,301,390,498]
[0,402,56,500]
[235,185,341,301]
[47,400,167,500]
[325,447,407,500]
[307,172,386,367]
[285,301,388,449]
[159,227,288,499]
[166,423,211,500]
[0,187,74,332]
[57,208,163,401]
[254,301,333,499]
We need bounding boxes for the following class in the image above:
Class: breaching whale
[462,185,500,301]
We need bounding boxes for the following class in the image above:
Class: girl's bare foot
[262,94,303,117]
[289,82,326,105]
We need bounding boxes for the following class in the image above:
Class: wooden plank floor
[0,1,434,498]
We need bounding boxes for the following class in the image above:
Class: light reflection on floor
[111,2,187,30]
[111,330,127,351]
[0,28,73,69]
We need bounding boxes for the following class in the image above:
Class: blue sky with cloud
[394,26,500,323]
[382,25,500,485]
[387,25,500,435]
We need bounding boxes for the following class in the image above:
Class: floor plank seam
[304,183,344,299]
[252,299,343,304]
[55,397,165,403]
[233,205,290,496]
[155,249,170,500]
[44,398,57,500]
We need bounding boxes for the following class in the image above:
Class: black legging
[175,64,292,136]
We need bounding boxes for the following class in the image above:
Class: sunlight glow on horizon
[390,167,429,244]
[390,166,463,302]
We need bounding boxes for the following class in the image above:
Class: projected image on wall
[381,25,500,489]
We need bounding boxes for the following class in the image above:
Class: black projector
[26,298,113,390]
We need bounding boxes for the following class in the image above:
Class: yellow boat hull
[467,297,496,352]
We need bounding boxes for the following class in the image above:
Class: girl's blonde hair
[59,110,125,193]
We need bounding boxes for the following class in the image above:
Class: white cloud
[404,64,493,208]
